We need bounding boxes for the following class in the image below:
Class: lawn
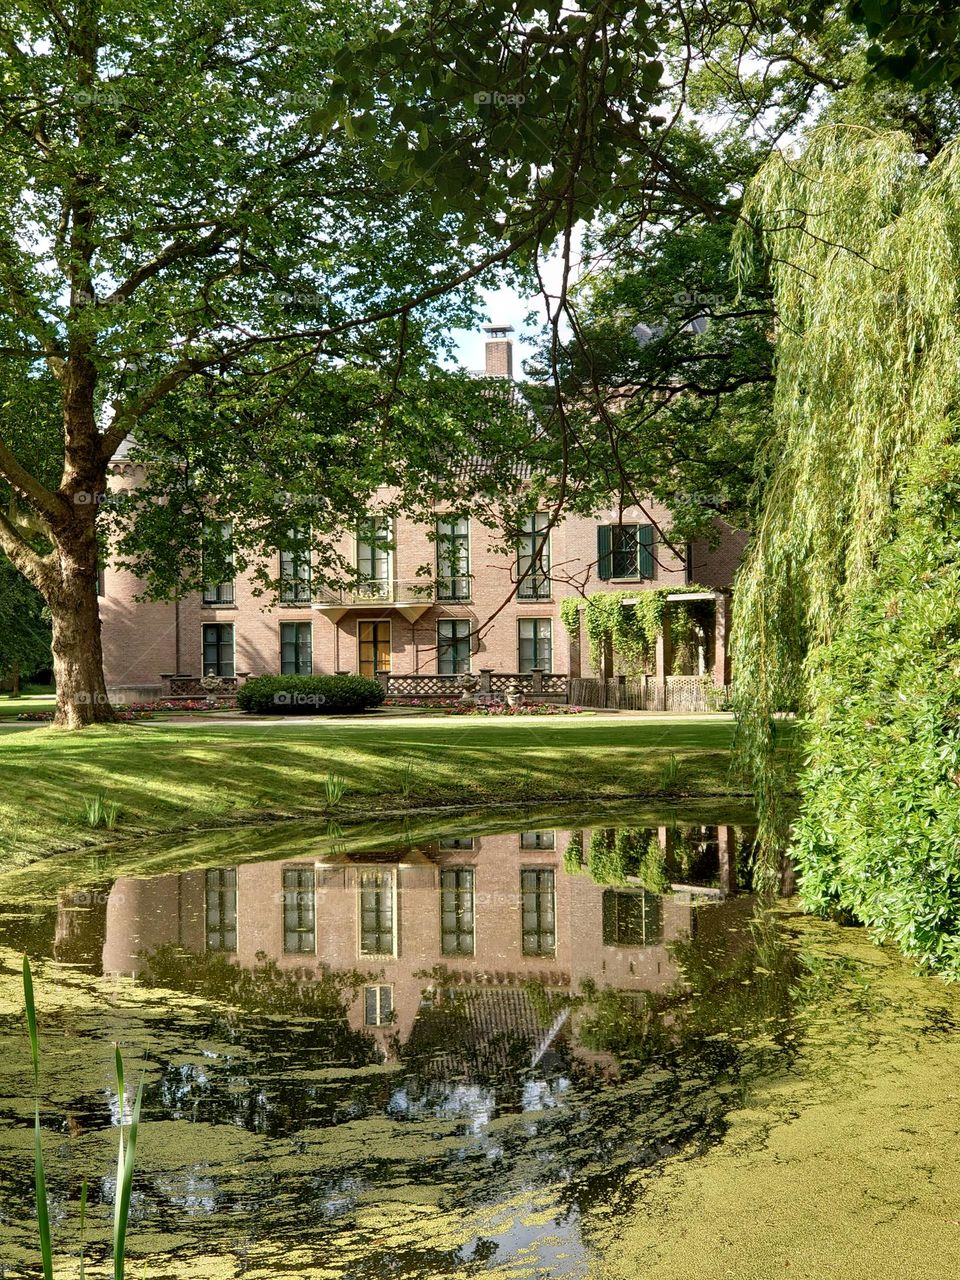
[0,713,780,863]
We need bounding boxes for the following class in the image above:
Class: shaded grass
[0,714,786,863]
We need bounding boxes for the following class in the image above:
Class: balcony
[312,578,436,622]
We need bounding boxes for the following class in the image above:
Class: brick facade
[99,334,747,694]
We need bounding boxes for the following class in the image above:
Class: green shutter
[597,524,612,580]
[638,524,654,578]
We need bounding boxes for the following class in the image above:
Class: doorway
[358,620,391,678]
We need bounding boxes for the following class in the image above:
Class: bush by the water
[237,674,385,715]
[793,429,960,976]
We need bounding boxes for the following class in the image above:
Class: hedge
[236,674,385,716]
[793,428,960,976]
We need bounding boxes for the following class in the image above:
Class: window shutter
[597,524,612,580]
[638,524,654,578]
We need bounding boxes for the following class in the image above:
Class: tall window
[202,520,235,604]
[517,512,551,599]
[359,870,395,956]
[364,985,394,1026]
[440,868,475,956]
[356,516,392,590]
[521,869,556,956]
[602,889,663,946]
[279,525,312,603]
[205,868,237,952]
[597,523,654,581]
[202,623,235,677]
[518,618,552,673]
[436,516,471,600]
[437,619,471,675]
[520,830,555,850]
[282,866,316,954]
[358,620,391,678]
[280,621,312,675]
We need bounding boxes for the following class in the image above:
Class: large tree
[0,0,670,727]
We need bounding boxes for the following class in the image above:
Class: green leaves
[24,957,53,1280]
[22,956,145,1278]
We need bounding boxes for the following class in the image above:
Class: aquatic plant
[23,955,143,1279]
[323,773,347,807]
[81,792,122,830]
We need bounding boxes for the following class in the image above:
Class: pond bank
[598,911,960,1280]
[0,716,781,864]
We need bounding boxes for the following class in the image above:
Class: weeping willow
[732,125,960,877]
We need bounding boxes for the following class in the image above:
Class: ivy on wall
[561,585,714,676]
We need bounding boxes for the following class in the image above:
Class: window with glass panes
[201,520,235,604]
[597,523,654,580]
[438,836,474,850]
[202,623,235,677]
[436,516,471,599]
[282,866,316,954]
[521,868,556,956]
[280,621,312,675]
[279,525,312,602]
[518,618,552,673]
[519,830,555,850]
[601,889,663,946]
[356,516,391,589]
[205,868,237,952]
[440,868,475,955]
[359,870,395,956]
[517,512,551,598]
[364,985,394,1025]
[437,619,471,674]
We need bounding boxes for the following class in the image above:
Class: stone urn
[505,678,525,709]
[200,672,225,707]
[457,671,481,706]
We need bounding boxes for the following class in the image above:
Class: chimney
[484,324,514,379]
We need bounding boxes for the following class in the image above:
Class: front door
[358,620,391,678]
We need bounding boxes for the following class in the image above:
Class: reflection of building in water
[97,825,753,1061]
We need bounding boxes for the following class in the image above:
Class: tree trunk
[48,534,115,729]
[10,661,19,699]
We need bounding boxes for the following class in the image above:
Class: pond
[1,806,958,1279]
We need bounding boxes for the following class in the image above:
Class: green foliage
[324,773,347,807]
[559,598,581,641]
[82,793,121,830]
[0,557,51,686]
[583,585,713,676]
[22,957,142,1278]
[587,827,665,887]
[732,126,960,867]
[236,674,385,716]
[563,829,585,876]
[792,428,960,976]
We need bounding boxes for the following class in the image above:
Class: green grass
[0,695,57,719]
[0,714,785,863]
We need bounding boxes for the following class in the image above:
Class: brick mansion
[99,329,746,701]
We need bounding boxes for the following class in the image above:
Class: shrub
[237,674,385,716]
[793,427,960,976]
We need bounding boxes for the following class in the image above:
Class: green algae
[594,911,960,1280]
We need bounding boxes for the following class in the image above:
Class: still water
[0,811,808,1277]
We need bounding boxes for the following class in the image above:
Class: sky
[449,243,582,378]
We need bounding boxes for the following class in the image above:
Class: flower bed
[17,709,156,722]
[384,698,587,716]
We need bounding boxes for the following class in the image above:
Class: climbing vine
[571,584,713,676]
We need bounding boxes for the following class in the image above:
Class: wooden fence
[569,675,729,712]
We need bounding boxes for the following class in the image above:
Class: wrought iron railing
[312,578,436,606]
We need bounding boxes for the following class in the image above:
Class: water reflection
[0,817,800,1280]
